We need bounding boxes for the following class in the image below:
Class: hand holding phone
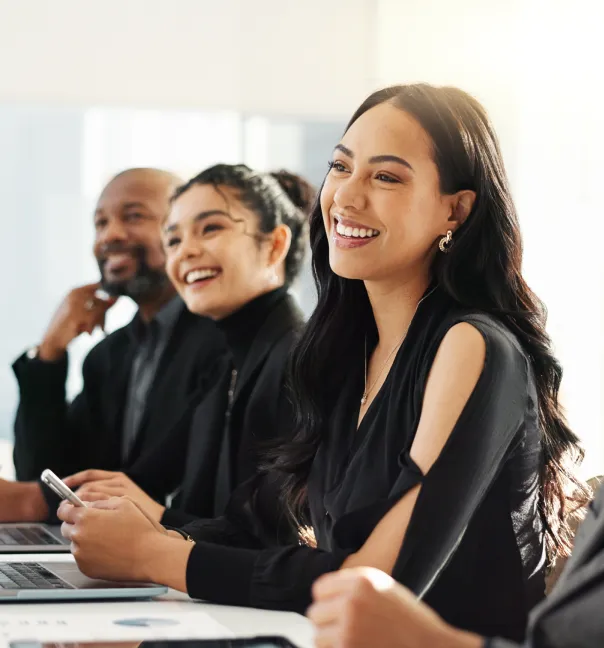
[41,469,87,507]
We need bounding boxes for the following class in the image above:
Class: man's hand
[308,568,484,648]
[64,470,165,522]
[39,283,117,362]
[0,479,49,522]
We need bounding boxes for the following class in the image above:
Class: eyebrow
[333,144,414,172]
[163,209,230,233]
[94,202,147,216]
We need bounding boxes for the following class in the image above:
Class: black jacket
[12,301,226,492]
[490,484,604,648]
[126,291,304,528]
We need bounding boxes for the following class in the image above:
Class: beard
[98,244,170,301]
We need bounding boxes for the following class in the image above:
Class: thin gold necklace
[361,286,437,406]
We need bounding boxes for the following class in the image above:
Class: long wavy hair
[270,84,589,563]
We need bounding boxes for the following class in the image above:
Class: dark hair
[172,164,309,285]
[271,84,589,563]
[270,170,317,215]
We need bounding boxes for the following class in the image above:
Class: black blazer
[490,484,604,647]
[12,302,226,487]
[127,293,304,528]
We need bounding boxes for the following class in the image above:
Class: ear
[267,224,292,268]
[447,190,476,230]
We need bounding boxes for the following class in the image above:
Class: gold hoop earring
[439,230,453,253]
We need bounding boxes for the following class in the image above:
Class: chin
[328,253,375,281]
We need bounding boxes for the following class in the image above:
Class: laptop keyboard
[0,562,72,589]
[0,526,61,546]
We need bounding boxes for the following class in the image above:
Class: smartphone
[40,469,87,507]
[11,638,299,648]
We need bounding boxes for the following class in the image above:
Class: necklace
[361,286,437,406]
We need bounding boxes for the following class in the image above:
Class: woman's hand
[57,497,193,590]
[308,568,483,648]
[64,470,166,522]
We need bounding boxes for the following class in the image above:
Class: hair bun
[270,170,316,215]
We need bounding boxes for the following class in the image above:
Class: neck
[365,271,432,349]
[136,283,177,322]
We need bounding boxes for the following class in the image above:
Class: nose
[97,217,128,247]
[174,228,204,265]
[333,173,367,212]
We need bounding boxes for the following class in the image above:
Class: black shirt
[127,288,304,528]
[122,296,183,461]
[182,286,545,642]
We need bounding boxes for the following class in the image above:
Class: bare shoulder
[431,321,486,381]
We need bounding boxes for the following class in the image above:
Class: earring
[439,230,453,253]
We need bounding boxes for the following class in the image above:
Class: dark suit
[490,485,604,647]
[126,293,304,528]
[12,301,226,504]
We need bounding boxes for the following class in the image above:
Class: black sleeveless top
[184,286,545,642]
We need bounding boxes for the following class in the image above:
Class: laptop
[0,560,167,601]
[0,524,70,553]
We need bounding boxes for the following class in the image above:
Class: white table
[0,554,315,648]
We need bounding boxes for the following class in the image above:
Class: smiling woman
[59,87,588,644]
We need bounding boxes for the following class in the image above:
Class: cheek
[319,182,335,229]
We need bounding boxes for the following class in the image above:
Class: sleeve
[484,640,522,648]
[12,350,98,481]
[392,316,531,598]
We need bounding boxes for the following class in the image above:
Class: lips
[103,253,135,274]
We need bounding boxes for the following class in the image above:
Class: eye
[202,223,224,235]
[328,160,349,174]
[94,218,107,230]
[375,172,400,184]
[124,212,144,222]
[165,237,180,248]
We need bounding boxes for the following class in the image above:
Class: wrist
[20,482,49,521]
[38,338,67,363]
[140,532,193,590]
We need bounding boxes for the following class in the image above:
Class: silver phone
[40,469,87,507]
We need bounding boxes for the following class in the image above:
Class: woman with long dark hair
[59,86,587,642]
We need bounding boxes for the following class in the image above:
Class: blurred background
[0,0,603,477]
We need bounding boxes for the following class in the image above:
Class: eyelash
[164,223,225,248]
[328,161,401,184]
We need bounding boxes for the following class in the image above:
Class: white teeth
[334,221,379,239]
[185,268,219,284]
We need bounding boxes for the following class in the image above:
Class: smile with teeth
[185,268,220,284]
[335,222,380,239]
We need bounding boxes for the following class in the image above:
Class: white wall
[0,0,375,118]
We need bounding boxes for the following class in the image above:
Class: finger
[64,470,115,487]
[61,521,76,541]
[78,490,111,503]
[88,497,123,511]
[312,623,342,648]
[312,570,363,601]
[307,599,343,627]
[57,503,86,524]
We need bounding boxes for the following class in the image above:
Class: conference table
[0,554,315,648]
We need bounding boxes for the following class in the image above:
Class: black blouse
[183,286,545,642]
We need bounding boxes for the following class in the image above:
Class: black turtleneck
[217,287,288,371]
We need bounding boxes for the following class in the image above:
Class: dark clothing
[488,484,604,648]
[12,299,225,514]
[125,288,305,529]
[180,286,545,643]
[121,296,183,461]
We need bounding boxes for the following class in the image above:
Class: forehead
[166,184,256,228]
[341,102,434,162]
[96,174,169,213]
